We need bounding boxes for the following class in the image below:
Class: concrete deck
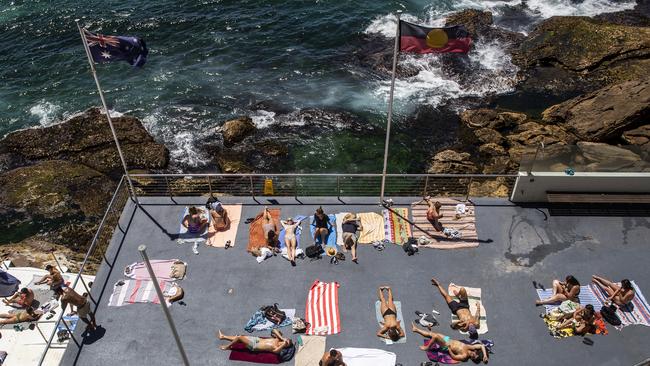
[62,197,650,366]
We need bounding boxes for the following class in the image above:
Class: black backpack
[600,304,621,326]
[205,196,219,210]
[305,245,324,258]
[403,237,419,256]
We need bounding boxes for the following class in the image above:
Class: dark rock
[542,78,650,141]
[622,125,650,146]
[460,109,527,130]
[576,142,644,171]
[220,116,256,147]
[215,151,253,173]
[474,128,505,145]
[0,107,170,177]
[445,9,524,47]
[428,149,478,174]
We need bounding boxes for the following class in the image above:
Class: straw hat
[343,213,357,222]
[326,247,337,256]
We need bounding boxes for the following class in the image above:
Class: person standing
[56,286,97,332]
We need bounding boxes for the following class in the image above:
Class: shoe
[225,240,231,249]
[291,260,296,267]
[352,258,358,264]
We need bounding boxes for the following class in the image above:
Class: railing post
[208,175,213,197]
[249,176,255,200]
[337,176,341,200]
[423,176,429,197]
[165,176,172,198]
[294,176,298,201]
[465,177,473,202]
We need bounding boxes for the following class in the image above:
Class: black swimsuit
[382,308,397,317]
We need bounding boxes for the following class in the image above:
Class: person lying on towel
[341,213,362,263]
[431,278,480,339]
[217,329,294,355]
[592,275,635,306]
[377,286,405,342]
[412,322,489,364]
[535,275,580,306]
[320,349,345,366]
[0,307,42,325]
[209,201,231,232]
[3,288,34,309]
[546,304,597,336]
[281,217,300,266]
[183,207,209,234]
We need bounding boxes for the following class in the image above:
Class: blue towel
[536,285,603,314]
[375,300,406,344]
[309,214,337,248]
[279,215,306,249]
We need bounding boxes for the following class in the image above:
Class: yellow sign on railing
[263,178,274,195]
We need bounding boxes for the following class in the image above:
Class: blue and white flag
[83,29,148,67]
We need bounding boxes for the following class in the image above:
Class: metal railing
[129,173,517,199]
[38,177,131,366]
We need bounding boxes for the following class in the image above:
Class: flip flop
[225,240,231,249]
[244,217,255,224]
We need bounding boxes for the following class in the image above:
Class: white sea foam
[29,101,60,127]
[142,111,209,168]
[250,110,277,128]
[441,0,635,18]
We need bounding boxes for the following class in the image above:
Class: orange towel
[247,209,281,252]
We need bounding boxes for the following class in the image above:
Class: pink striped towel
[108,279,174,307]
[305,280,341,335]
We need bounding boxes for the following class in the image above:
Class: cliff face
[0,108,169,269]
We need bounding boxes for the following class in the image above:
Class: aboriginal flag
[399,20,471,54]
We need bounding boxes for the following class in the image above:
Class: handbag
[292,318,309,333]
[261,303,287,325]
[600,304,621,326]
[305,245,324,258]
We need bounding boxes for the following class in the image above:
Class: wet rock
[542,78,650,141]
[577,142,643,171]
[445,9,524,46]
[474,128,505,145]
[428,149,478,174]
[623,125,650,146]
[0,107,170,177]
[507,122,576,146]
[460,109,527,130]
[215,151,253,173]
[220,116,256,147]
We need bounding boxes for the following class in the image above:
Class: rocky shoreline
[1,5,650,270]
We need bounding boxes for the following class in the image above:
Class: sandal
[225,240,231,249]
[244,217,255,224]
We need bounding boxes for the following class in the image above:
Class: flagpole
[76,20,140,206]
[379,12,401,204]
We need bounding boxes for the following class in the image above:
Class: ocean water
[0,0,636,172]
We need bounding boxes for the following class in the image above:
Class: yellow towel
[358,212,386,244]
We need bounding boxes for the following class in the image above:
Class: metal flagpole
[138,245,190,366]
[379,12,401,204]
[76,20,140,206]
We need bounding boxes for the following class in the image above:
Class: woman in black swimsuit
[377,286,404,342]
[313,207,330,245]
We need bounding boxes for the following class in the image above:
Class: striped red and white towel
[305,280,341,335]
[108,279,173,307]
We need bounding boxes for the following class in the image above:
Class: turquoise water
[0,0,636,172]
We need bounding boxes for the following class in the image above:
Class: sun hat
[326,247,337,256]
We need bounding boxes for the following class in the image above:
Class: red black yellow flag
[399,20,471,54]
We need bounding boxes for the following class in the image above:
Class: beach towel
[382,208,412,245]
[448,284,488,335]
[412,198,478,249]
[26,274,52,308]
[177,206,210,244]
[108,279,174,307]
[425,339,493,364]
[590,281,650,329]
[56,315,79,339]
[305,280,341,335]
[207,204,243,247]
[536,286,603,314]
[374,300,406,344]
[248,209,282,253]
[124,259,187,281]
[357,212,385,244]
[229,341,282,364]
[335,212,350,246]
[294,335,326,366]
[246,309,296,332]
[279,216,306,260]
[338,348,396,366]
[309,214,337,249]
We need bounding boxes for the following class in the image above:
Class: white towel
[339,348,396,366]
[335,212,350,246]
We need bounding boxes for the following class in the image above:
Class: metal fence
[38,177,131,366]
[129,173,517,199]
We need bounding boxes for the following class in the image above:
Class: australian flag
[84,29,148,67]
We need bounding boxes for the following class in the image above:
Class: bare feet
[430,277,439,287]
[217,330,224,339]
[220,345,230,350]
[411,321,418,332]
[420,345,429,351]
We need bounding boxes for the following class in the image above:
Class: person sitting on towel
[320,349,346,366]
[412,322,489,364]
[536,275,580,306]
[313,207,330,246]
[431,278,480,339]
[550,304,596,336]
[35,265,65,293]
[281,217,300,266]
[377,286,405,342]
[0,307,42,325]
[416,196,444,232]
[183,206,208,234]
[209,201,231,232]
[217,329,293,354]
[592,275,635,306]
[341,213,362,263]
[3,288,34,309]
[55,286,97,331]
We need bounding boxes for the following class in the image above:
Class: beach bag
[292,318,309,333]
[305,245,324,258]
[443,228,462,239]
[205,196,219,210]
[600,305,621,326]
[261,303,287,325]
[559,300,579,314]
[403,237,418,256]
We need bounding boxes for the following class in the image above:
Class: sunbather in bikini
[592,276,635,306]
[281,217,300,266]
[3,288,34,309]
[377,286,405,342]
[412,322,489,364]
[209,201,231,232]
[431,278,480,339]
[217,329,293,355]
[536,275,580,306]
[550,304,596,336]
[0,307,42,325]
[183,207,208,234]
